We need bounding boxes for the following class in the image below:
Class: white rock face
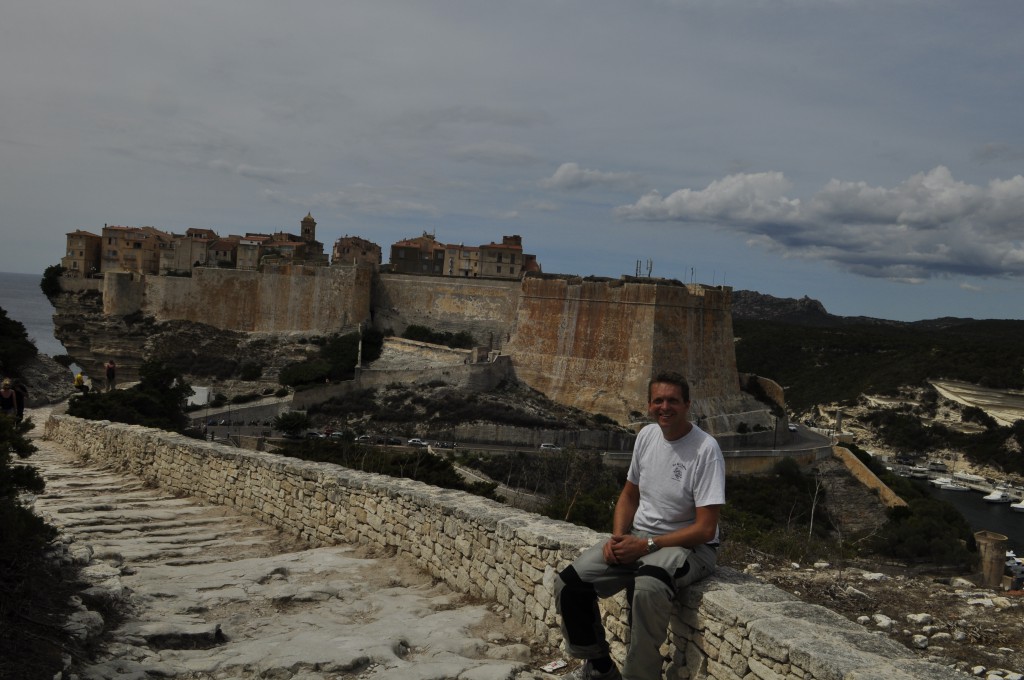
[906,613,933,625]
[911,634,929,649]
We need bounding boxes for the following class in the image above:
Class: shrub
[39,263,64,299]
[67,361,193,432]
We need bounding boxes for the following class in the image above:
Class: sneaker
[568,660,622,680]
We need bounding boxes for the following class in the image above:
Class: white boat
[907,466,929,479]
[929,476,952,488]
[940,481,971,491]
[982,490,1014,503]
[1011,500,1024,513]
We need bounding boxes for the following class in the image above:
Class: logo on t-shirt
[672,462,686,481]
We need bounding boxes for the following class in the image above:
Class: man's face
[648,382,691,439]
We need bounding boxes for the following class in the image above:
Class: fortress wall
[505,278,657,423]
[43,415,962,680]
[505,278,745,426]
[371,273,520,348]
[142,265,372,333]
[102,272,146,316]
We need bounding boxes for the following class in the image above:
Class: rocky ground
[716,547,1024,678]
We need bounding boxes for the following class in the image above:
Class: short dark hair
[648,371,690,402]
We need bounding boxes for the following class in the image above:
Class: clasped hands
[602,534,648,566]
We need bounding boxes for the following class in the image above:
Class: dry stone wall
[44,415,964,680]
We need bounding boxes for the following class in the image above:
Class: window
[497,265,502,274]
[496,253,503,262]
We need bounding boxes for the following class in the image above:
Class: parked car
[407,438,428,447]
[539,442,561,451]
[787,423,798,432]
[387,437,403,445]
[356,434,373,442]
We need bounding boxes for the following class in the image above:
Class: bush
[0,307,38,374]
[67,361,193,432]
[239,362,263,381]
[402,324,475,349]
[0,414,71,678]
[39,263,64,299]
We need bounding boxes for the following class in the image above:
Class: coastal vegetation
[66,360,194,433]
[0,306,39,375]
[39,263,64,299]
[278,327,384,387]
[0,304,73,676]
[733,318,1024,412]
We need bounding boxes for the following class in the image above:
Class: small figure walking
[0,379,16,418]
[104,360,117,392]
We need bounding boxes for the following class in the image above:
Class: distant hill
[731,290,1024,411]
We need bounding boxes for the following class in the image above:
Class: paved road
[25,406,556,680]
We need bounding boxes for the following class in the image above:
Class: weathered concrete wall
[371,273,520,348]
[43,415,963,680]
[142,265,372,333]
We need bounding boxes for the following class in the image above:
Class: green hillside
[733,318,1024,412]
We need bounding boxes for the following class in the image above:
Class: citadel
[56,213,777,440]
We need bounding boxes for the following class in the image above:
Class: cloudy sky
[2,1,1023,321]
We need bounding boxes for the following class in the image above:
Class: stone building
[208,236,240,268]
[390,232,540,279]
[100,225,174,275]
[61,230,102,278]
[390,232,447,274]
[161,228,217,274]
[477,235,539,279]
[331,235,381,267]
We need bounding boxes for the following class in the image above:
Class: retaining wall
[43,415,962,680]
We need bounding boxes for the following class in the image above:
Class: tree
[39,263,65,299]
[0,307,38,375]
[274,411,311,436]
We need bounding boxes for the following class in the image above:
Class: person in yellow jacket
[74,372,90,395]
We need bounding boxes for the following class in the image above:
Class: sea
[927,485,1024,556]
[0,271,67,358]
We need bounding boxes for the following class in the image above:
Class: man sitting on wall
[554,371,726,680]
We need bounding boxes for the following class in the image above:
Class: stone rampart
[504,277,764,430]
[43,415,962,680]
[142,265,372,333]
[372,273,520,348]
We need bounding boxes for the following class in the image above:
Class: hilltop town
[51,214,777,437]
[60,213,540,281]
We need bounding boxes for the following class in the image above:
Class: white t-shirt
[626,423,726,541]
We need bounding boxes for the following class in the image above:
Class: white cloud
[616,166,1024,281]
[541,163,642,192]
